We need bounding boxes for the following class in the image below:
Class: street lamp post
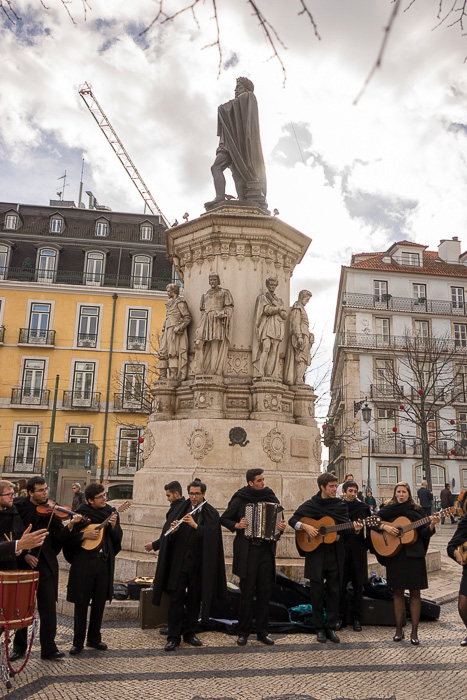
[354,398,372,494]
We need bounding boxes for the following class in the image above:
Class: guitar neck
[326,521,354,534]
[400,509,447,534]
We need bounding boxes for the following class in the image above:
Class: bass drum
[0,570,39,630]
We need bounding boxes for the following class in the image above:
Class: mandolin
[457,542,467,563]
[295,515,380,552]
[81,501,131,551]
[370,507,455,558]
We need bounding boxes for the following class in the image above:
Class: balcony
[77,333,98,348]
[113,392,152,412]
[3,457,43,473]
[11,387,50,407]
[410,386,452,401]
[342,292,467,317]
[371,438,407,455]
[108,458,140,476]
[329,440,345,461]
[336,333,467,354]
[18,328,55,346]
[370,383,404,400]
[0,326,4,343]
[62,390,101,410]
[126,336,147,351]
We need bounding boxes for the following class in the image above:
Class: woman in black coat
[447,493,467,645]
[377,481,439,645]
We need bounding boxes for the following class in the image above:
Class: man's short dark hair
[445,483,450,489]
[343,480,359,493]
[27,476,46,495]
[164,481,183,496]
[85,483,105,501]
[344,473,353,480]
[246,468,263,484]
[187,478,206,494]
[317,472,338,489]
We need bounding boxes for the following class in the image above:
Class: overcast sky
[2,0,467,420]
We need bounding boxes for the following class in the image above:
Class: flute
[164,500,208,536]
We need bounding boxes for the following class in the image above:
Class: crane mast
[78,82,169,226]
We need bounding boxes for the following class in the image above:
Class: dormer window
[95,221,108,237]
[401,252,420,267]
[4,214,17,230]
[140,224,153,241]
[50,216,63,233]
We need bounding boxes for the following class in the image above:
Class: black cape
[377,500,433,560]
[447,513,467,560]
[151,497,185,552]
[64,502,123,604]
[152,499,227,622]
[220,486,281,580]
[0,504,26,570]
[345,499,371,583]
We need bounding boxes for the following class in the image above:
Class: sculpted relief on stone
[157,283,192,381]
[187,428,214,460]
[252,276,287,380]
[262,427,286,463]
[194,274,234,376]
[284,290,314,386]
[142,428,156,461]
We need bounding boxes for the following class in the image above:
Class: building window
[413,283,426,300]
[140,225,153,241]
[458,411,467,442]
[95,221,108,237]
[0,245,9,280]
[68,427,90,443]
[117,427,141,473]
[462,470,467,488]
[415,465,445,487]
[73,362,95,399]
[127,309,148,349]
[452,287,465,310]
[131,255,151,289]
[123,364,145,402]
[36,248,57,282]
[22,359,45,401]
[77,306,99,347]
[454,323,467,348]
[375,358,393,392]
[401,252,420,267]
[379,466,398,485]
[15,425,38,467]
[84,252,105,286]
[29,303,51,342]
[375,317,390,344]
[456,366,467,402]
[414,320,429,338]
[374,280,388,300]
[50,217,63,233]
[4,214,17,230]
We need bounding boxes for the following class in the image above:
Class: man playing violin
[11,476,84,661]
[64,483,123,656]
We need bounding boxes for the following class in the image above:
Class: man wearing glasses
[11,476,83,661]
[65,483,122,656]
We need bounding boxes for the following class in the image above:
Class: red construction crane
[78,82,169,226]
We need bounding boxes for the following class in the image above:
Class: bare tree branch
[297,0,321,40]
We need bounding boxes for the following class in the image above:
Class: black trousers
[73,556,110,647]
[238,543,274,638]
[338,552,365,621]
[167,568,201,643]
[308,545,340,632]
[14,563,58,657]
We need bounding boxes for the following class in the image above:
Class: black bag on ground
[271,571,310,608]
[113,583,129,600]
[363,575,393,600]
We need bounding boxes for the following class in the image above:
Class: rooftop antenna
[77,158,85,208]
[57,171,68,200]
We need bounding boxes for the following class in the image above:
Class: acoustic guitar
[81,501,131,551]
[295,515,380,552]
[370,507,455,558]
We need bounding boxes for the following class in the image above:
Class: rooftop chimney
[438,237,461,264]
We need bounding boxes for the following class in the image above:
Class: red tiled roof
[350,248,467,277]
[388,240,427,248]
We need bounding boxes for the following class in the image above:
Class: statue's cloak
[217,91,267,196]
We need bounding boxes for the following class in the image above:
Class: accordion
[244,502,284,541]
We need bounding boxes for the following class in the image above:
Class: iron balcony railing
[370,383,404,399]
[3,457,43,472]
[108,458,140,476]
[126,335,147,350]
[11,387,50,406]
[113,392,152,412]
[342,292,467,316]
[1,266,175,291]
[0,326,4,343]
[77,333,98,348]
[62,390,101,410]
[371,438,407,455]
[329,441,345,461]
[18,328,55,345]
[336,333,467,353]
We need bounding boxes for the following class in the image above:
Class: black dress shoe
[335,618,346,630]
[316,630,327,643]
[326,629,340,643]
[69,646,83,656]
[353,619,362,632]
[86,642,108,651]
[183,634,202,647]
[257,635,274,645]
[164,640,178,652]
[8,650,25,662]
[237,636,248,646]
[41,650,65,660]
[159,627,168,636]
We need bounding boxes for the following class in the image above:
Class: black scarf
[227,485,279,505]
[0,505,25,540]
[347,498,371,521]
[378,500,424,523]
[294,491,349,523]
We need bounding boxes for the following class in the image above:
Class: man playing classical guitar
[289,472,362,644]
[65,483,123,655]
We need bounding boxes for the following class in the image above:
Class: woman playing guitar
[375,481,439,646]
[447,491,467,645]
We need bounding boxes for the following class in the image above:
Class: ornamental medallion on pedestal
[262,428,286,463]
[187,428,214,460]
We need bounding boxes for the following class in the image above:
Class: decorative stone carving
[187,428,214,460]
[252,276,287,379]
[157,283,192,381]
[263,393,281,412]
[226,352,249,375]
[262,427,286,462]
[313,434,322,465]
[229,426,249,447]
[142,428,156,461]
[284,290,314,385]
[194,274,234,375]
[194,391,213,410]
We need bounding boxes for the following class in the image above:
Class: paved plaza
[2,524,467,699]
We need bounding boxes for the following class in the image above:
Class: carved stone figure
[252,276,287,379]
[157,283,192,381]
[205,77,267,209]
[284,290,314,385]
[194,274,234,375]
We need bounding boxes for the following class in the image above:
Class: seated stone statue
[284,290,314,385]
[157,284,192,381]
[252,276,287,379]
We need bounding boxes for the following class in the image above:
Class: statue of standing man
[252,277,287,379]
[284,290,314,386]
[205,77,267,210]
[157,284,192,381]
[194,274,234,376]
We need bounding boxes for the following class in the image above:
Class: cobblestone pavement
[2,598,467,700]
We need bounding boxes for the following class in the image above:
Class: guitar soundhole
[318,526,327,536]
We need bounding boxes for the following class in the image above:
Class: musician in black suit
[0,524,47,561]
[64,483,123,655]
[336,481,371,632]
[152,478,226,651]
[144,481,184,553]
[221,468,286,647]
[289,472,361,644]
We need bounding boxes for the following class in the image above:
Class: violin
[36,499,88,521]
